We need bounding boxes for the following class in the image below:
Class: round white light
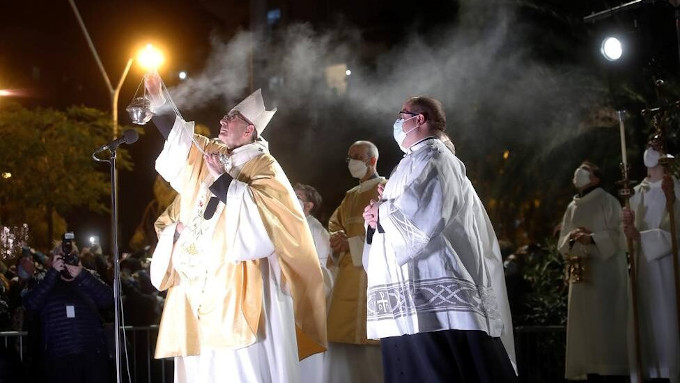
[345,69,351,76]
[137,44,165,71]
[601,37,622,61]
[89,236,96,244]
[179,71,187,80]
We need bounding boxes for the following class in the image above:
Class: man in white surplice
[558,161,628,381]
[144,74,327,383]
[623,145,680,383]
[362,96,516,382]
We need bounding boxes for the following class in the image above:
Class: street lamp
[69,0,128,139]
[137,44,165,72]
[0,89,28,98]
[67,4,165,383]
[112,59,134,139]
[68,2,164,139]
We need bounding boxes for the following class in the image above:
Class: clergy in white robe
[145,74,327,383]
[558,162,629,380]
[324,141,385,383]
[294,183,333,382]
[363,97,516,382]
[623,147,680,383]
[294,183,334,298]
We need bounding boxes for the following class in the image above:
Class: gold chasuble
[151,133,327,361]
[327,177,386,344]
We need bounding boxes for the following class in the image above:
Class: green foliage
[0,103,136,248]
[519,239,568,326]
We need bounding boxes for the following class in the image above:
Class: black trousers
[46,350,110,383]
[381,329,517,383]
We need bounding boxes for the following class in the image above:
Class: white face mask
[348,159,368,179]
[393,116,419,153]
[572,168,591,188]
[643,148,660,168]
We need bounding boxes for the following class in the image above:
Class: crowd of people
[0,73,678,383]
[0,242,164,382]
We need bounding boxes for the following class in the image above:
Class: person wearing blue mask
[362,96,516,382]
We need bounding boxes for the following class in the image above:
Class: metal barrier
[0,330,26,362]
[120,325,174,383]
[2,325,567,383]
[0,326,174,383]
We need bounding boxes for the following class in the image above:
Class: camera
[61,232,79,266]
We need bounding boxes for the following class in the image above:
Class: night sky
[1,0,679,252]
[2,0,233,250]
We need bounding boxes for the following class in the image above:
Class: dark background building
[1,0,679,252]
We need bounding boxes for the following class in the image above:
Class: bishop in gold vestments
[146,78,327,383]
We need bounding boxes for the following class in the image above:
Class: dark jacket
[22,268,113,358]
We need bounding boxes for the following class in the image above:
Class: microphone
[94,129,139,153]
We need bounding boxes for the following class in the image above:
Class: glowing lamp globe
[601,37,622,61]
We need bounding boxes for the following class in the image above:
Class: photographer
[22,234,113,383]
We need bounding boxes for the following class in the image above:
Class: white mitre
[229,89,277,134]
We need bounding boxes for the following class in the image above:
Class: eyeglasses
[397,110,420,119]
[221,112,252,125]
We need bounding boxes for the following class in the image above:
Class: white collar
[573,187,604,204]
[224,139,268,176]
[406,136,437,154]
[640,178,662,191]
[358,176,385,192]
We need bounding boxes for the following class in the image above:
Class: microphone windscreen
[123,129,140,144]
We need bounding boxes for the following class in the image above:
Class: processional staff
[641,79,680,348]
[617,110,643,383]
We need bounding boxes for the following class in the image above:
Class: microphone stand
[92,147,123,383]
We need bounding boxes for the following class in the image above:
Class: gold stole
[153,138,326,360]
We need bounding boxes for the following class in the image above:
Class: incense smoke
[165,1,613,237]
